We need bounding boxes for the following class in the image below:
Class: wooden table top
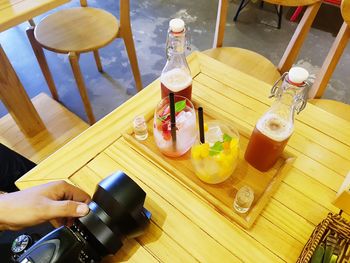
[0,0,69,32]
[16,52,350,262]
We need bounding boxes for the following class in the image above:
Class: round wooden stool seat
[34,7,119,53]
[204,47,281,85]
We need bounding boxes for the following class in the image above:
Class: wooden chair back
[213,0,321,74]
[309,0,350,98]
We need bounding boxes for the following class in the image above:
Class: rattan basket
[297,213,350,263]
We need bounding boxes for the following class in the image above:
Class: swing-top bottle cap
[169,18,185,33]
[288,67,309,85]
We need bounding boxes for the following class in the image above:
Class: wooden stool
[28,2,142,125]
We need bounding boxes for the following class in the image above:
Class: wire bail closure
[269,72,309,114]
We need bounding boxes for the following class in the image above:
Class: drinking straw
[169,93,177,146]
[198,107,205,144]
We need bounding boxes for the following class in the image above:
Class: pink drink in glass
[153,95,196,157]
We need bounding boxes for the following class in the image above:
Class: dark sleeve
[0,144,36,192]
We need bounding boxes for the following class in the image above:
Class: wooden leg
[309,22,350,99]
[233,0,248,22]
[93,50,103,72]
[68,52,95,125]
[0,45,45,136]
[28,19,35,27]
[277,5,282,29]
[26,26,59,101]
[121,28,143,92]
[80,0,87,7]
[260,0,264,9]
[213,0,229,48]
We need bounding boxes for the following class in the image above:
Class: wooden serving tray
[123,100,295,229]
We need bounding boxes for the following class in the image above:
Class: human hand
[0,181,91,230]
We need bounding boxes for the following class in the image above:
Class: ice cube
[176,111,189,124]
[185,111,192,118]
[205,125,223,145]
[203,158,220,175]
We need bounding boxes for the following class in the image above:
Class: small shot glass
[233,186,254,214]
[133,115,148,141]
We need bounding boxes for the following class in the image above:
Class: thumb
[47,200,89,219]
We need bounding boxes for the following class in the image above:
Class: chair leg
[121,28,143,92]
[28,19,35,27]
[277,5,283,29]
[234,0,250,22]
[68,52,95,125]
[93,50,103,72]
[26,26,59,101]
[260,0,264,9]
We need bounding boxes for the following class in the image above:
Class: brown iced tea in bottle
[245,67,309,171]
[161,18,192,100]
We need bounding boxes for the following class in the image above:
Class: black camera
[12,171,151,263]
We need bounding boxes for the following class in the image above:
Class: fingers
[46,200,90,220]
[50,181,91,203]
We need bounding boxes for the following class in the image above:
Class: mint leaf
[209,141,223,156]
[157,115,167,122]
[223,133,232,142]
[175,100,186,113]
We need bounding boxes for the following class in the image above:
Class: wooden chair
[308,0,350,122]
[205,0,322,85]
[27,0,142,125]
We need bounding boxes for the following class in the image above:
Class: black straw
[169,93,177,145]
[198,107,205,144]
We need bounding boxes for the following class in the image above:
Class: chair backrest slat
[278,1,321,73]
[310,0,350,98]
[213,0,229,48]
[118,0,130,37]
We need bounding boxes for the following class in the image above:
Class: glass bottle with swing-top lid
[244,67,309,172]
[160,18,192,100]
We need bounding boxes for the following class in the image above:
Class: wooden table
[0,0,69,136]
[17,52,350,262]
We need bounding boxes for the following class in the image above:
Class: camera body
[13,171,151,263]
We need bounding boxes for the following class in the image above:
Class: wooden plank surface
[16,52,350,262]
[0,0,69,32]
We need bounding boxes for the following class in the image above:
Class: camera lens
[75,171,151,258]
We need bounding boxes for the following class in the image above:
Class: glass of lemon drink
[191,119,240,184]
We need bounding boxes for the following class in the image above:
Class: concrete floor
[1,0,349,123]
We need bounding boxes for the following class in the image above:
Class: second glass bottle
[161,18,192,100]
